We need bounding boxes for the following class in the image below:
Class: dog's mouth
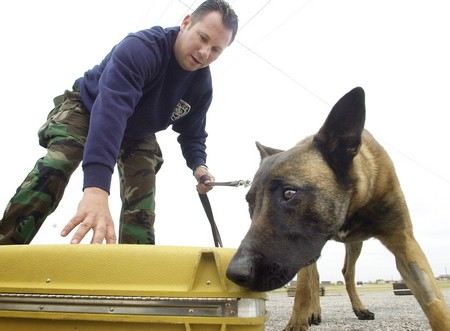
[257,254,321,291]
[227,252,321,292]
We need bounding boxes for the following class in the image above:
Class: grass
[321,280,450,295]
[276,280,450,295]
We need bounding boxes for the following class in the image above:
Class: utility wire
[238,0,272,33]
[178,0,272,33]
[156,0,176,24]
[236,40,330,106]
[178,0,330,106]
[177,0,199,15]
[178,0,450,186]
[378,138,450,185]
[236,40,450,186]
[255,0,314,44]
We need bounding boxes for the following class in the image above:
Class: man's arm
[173,78,216,193]
[174,107,216,194]
[61,36,160,244]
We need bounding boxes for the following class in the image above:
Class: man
[0,0,238,245]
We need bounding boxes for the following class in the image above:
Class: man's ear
[256,141,283,160]
[180,15,191,30]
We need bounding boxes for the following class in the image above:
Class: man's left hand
[194,165,215,194]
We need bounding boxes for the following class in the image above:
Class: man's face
[174,11,233,71]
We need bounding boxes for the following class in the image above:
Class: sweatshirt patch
[171,99,191,121]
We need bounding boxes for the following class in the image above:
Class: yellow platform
[0,245,266,330]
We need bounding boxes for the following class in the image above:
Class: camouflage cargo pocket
[38,90,89,148]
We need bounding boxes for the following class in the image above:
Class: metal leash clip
[198,178,251,247]
[210,180,251,188]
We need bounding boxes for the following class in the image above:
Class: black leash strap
[198,193,223,248]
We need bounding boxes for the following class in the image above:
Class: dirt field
[265,283,450,331]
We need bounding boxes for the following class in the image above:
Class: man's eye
[283,189,297,201]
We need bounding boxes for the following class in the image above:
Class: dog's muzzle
[226,250,297,292]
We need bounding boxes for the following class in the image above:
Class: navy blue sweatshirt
[75,26,212,193]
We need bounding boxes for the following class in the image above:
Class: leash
[198,193,223,247]
[198,178,251,248]
[209,180,251,187]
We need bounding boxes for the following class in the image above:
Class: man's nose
[198,46,211,62]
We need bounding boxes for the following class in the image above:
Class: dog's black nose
[226,255,255,288]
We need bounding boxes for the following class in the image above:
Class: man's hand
[194,165,215,194]
[61,187,117,244]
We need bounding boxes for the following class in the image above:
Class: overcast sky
[0,0,449,282]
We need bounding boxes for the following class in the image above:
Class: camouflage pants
[0,89,163,245]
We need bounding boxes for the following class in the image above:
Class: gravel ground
[265,288,450,331]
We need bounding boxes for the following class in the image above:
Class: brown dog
[226,87,450,331]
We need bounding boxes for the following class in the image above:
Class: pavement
[265,287,450,331]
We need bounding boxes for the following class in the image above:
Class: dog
[226,87,450,331]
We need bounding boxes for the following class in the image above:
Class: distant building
[437,274,450,281]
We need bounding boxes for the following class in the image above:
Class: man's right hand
[61,187,117,244]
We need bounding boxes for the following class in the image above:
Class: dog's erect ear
[256,141,283,160]
[313,87,366,176]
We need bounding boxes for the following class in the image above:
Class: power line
[378,138,450,186]
[235,40,450,186]
[178,0,450,186]
[236,40,330,106]
[255,0,314,44]
[178,0,272,33]
[238,0,272,33]
[156,0,176,24]
[177,0,199,15]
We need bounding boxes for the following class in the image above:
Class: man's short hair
[191,0,239,44]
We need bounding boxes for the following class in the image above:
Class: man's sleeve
[82,36,157,192]
[172,90,212,171]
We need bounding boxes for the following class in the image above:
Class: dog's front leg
[283,263,321,331]
[379,230,450,331]
[343,241,375,320]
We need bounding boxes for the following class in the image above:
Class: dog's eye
[283,189,297,201]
